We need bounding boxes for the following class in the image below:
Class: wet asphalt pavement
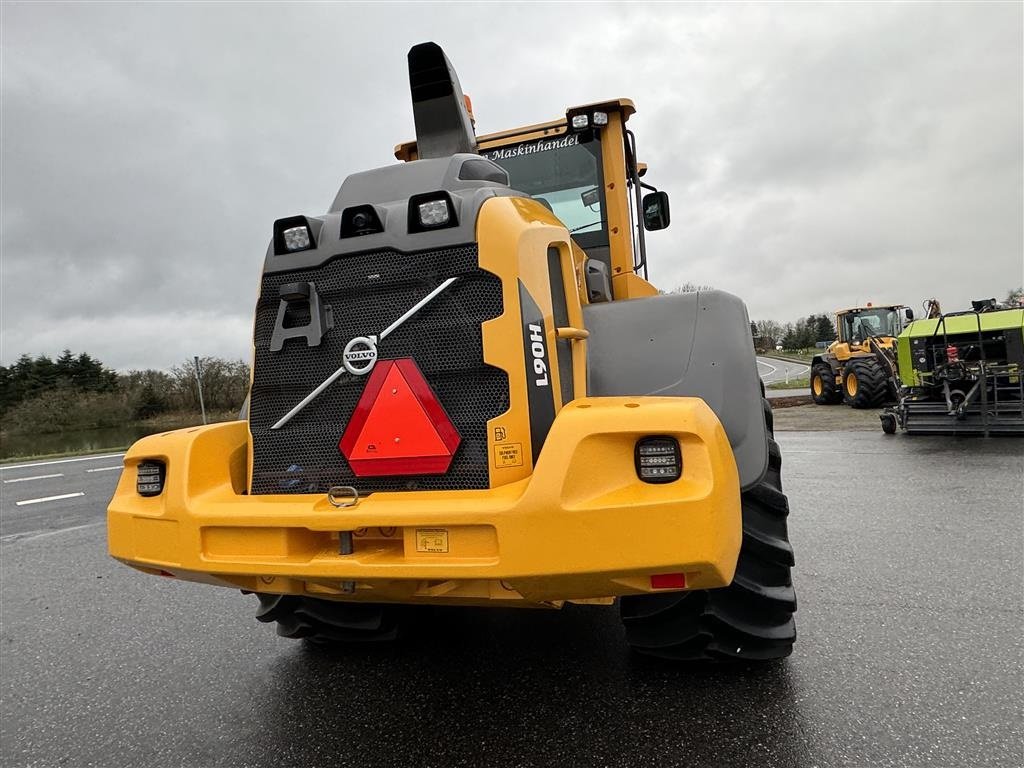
[1,433,1022,767]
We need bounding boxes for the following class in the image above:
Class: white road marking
[14,492,85,506]
[86,466,123,473]
[757,359,778,378]
[1,452,126,471]
[3,473,64,484]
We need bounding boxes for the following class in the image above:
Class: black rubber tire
[620,397,796,662]
[810,364,841,405]
[842,358,887,408]
[880,413,897,435]
[254,594,402,643]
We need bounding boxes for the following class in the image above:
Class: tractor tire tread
[843,357,888,408]
[811,363,842,405]
[254,594,401,644]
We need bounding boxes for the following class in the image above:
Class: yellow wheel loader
[107,43,796,661]
[810,304,912,408]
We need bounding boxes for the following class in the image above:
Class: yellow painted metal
[108,394,742,607]
[845,372,858,397]
[612,272,659,299]
[110,99,745,612]
[812,375,823,396]
[597,110,636,282]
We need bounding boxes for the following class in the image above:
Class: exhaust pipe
[408,42,477,159]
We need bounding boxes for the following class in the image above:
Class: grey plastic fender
[583,290,768,490]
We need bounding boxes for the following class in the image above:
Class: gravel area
[772,403,884,431]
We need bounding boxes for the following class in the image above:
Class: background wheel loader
[809,304,913,408]
[107,42,796,662]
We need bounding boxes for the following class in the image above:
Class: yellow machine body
[108,115,744,607]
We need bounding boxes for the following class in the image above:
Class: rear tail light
[136,461,166,497]
[635,437,681,484]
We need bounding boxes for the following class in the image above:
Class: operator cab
[396,99,670,301]
[838,306,907,344]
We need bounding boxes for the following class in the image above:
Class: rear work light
[418,199,450,227]
[272,215,318,255]
[635,437,681,484]
[570,113,589,130]
[136,461,166,497]
[408,192,458,233]
[282,226,310,251]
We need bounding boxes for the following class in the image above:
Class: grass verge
[767,377,810,390]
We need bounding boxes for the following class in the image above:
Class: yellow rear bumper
[107,397,741,605]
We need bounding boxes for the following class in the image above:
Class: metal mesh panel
[249,244,507,495]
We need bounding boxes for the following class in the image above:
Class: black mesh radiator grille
[249,244,507,495]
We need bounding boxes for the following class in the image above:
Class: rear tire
[254,594,402,643]
[842,358,887,408]
[620,398,796,662]
[810,364,841,404]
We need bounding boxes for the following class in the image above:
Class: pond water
[1,424,171,460]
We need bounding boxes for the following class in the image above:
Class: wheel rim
[813,376,823,396]
[846,374,858,397]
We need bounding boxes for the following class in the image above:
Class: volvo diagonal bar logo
[342,336,379,375]
[270,277,459,430]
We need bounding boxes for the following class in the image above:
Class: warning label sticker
[494,443,524,468]
[416,528,449,553]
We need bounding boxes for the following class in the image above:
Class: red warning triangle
[339,358,460,477]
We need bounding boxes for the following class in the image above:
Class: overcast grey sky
[2,2,1021,370]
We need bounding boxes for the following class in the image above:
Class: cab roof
[394,98,636,162]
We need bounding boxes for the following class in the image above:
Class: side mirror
[905,308,914,321]
[642,191,670,231]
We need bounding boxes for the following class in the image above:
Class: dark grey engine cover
[584,290,768,490]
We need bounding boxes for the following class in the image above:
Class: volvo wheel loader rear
[810,304,912,408]
[107,43,796,661]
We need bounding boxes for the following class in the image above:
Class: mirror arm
[625,128,648,280]
[639,180,659,193]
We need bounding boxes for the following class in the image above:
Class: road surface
[757,355,810,385]
[2,437,1022,767]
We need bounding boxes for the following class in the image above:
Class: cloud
[2,2,1021,369]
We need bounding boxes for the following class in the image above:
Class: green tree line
[0,351,249,434]
[753,314,835,352]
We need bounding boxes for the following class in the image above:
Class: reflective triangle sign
[339,358,460,476]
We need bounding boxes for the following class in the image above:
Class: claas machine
[809,304,912,408]
[881,299,1024,435]
[107,43,796,661]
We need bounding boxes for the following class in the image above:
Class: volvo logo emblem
[343,336,378,375]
